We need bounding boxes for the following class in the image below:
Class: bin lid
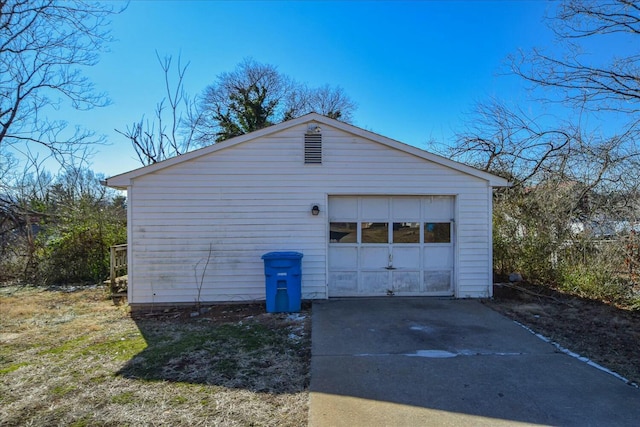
[261,251,304,260]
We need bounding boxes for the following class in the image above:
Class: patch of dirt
[484,282,640,385]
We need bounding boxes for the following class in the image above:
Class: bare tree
[282,83,356,122]
[441,1,640,192]
[116,53,203,165]
[308,85,356,122]
[505,0,640,204]
[0,0,120,164]
[436,1,640,292]
[445,99,574,183]
[511,0,639,125]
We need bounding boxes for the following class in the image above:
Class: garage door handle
[385,266,396,270]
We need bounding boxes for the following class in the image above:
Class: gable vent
[304,131,322,164]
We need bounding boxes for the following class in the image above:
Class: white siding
[126,123,493,304]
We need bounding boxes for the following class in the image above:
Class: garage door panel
[329,272,358,296]
[392,271,421,292]
[361,197,389,219]
[360,247,388,269]
[392,197,421,220]
[424,196,454,220]
[361,271,390,294]
[329,246,358,269]
[424,271,452,292]
[392,247,420,268]
[424,247,453,269]
[329,197,358,220]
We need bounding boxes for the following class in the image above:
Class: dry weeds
[0,286,310,427]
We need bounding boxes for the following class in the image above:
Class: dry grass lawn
[0,286,310,427]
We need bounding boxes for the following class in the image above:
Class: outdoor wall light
[311,205,320,216]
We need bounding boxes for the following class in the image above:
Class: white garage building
[106,113,509,308]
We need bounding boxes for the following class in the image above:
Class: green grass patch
[0,362,28,375]
[51,384,77,397]
[82,334,147,361]
[215,358,239,376]
[38,332,147,362]
[216,323,283,351]
[39,335,89,355]
[68,415,94,427]
[170,395,189,405]
[110,391,136,404]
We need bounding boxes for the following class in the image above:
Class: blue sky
[70,0,557,177]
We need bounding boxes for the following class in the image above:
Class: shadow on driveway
[309,298,640,426]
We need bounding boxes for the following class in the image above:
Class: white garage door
[328,196,454,297]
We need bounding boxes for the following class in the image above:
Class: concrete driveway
[309,298,640,427]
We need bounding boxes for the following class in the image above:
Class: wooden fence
[109,244,128,295]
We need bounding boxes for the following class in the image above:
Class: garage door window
[424,222,451,243]
[330,222,357,243]
[393,222,420,243]
[361,222,388,243]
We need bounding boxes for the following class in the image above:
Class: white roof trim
[106,113,510,188]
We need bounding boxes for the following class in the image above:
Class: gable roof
[106,113,510,189]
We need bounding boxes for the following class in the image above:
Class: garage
[107,113,508,307]
[328,195,454,297]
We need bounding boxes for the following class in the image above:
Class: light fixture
[311,205,320,216]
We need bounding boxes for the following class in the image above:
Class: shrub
[37,220,126,285]
[492,185,638,309]
[1,167,127,286]
[558,263,633,305]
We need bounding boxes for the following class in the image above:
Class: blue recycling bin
[261,251,303,313]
